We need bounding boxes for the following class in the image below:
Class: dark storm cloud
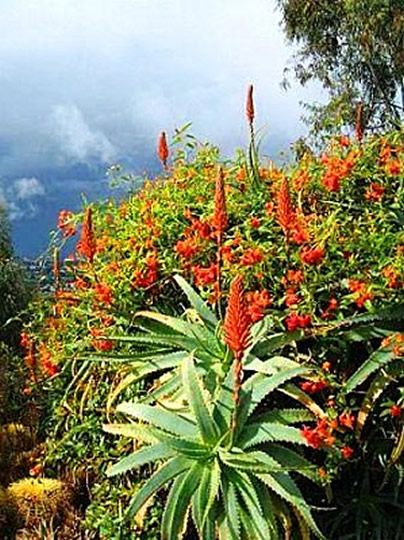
[0,0,322,255]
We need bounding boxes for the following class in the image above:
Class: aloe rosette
[105,354,324,539]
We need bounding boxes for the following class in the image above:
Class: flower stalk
[213,167,228,318]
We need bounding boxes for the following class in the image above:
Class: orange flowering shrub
[20,123,403,536]
[22,127,403,382]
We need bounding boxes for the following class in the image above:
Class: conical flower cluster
[277,177,295,240]
[223,276,252,406]
[77,207,96,263]
[158,131,169,168]
[246,84,254,126]
[213,167,228,238]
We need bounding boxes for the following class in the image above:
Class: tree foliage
[277,0,404,138]
[0,205,31,347]
[0,205,13,260]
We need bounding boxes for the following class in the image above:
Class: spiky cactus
[7,478,70,528]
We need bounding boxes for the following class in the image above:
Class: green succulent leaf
[107,351,188,410]
[254,408,315,425]
[238,422,308,449]
[141,372,183,405]
[161,464,203,540]
[257,472,325,540]
[221,476,241,540]
[135,310,197,336]
[126,456,191,520]
[345,346,398,393]
[182,354,219,444]
[212,365,236,435]
[335,303,404,331]
[250,330,306,358]
[220,449,283,473]
[356,359,404,436]
[107,333,200,350]
[106,442,174,477]
[192,459,221,535]
[279,383,326,418]
[151,431,211,460]
[253,477,279,538]
[103,422,158,444]
[237,366,310,431]
[264,444,318,482]
[174,274,218,328]
[116,402,197,438]
[229,469,272,540]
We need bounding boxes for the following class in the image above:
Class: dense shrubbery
[14,119,404,538]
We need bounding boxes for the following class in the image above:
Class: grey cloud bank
[0,0,321,256]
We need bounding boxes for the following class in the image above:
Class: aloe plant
[97,275,324,414]
[105,355,324,539]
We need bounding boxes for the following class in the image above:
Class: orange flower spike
[246,84,254,126]
[277,177,295,241]
[77,207,96,263]
[213,167,228,238]
[158,131,169,169]
[223,276,252,362]
[223,276,252,411]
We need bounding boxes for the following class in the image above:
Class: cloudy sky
[0,0,321,256]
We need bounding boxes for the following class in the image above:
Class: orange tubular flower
[390,404,402,418]
[213,168,228,238]
[245,289,271,322]
[24,341,36,372]
[341,446,354,460]
[158,131,169,168]
[277,178,295,241]
[250,216,261,229]
[300,246,324,265]
[299,380,328,394]
[339,135,350,147]
[192,263,217,287]
[95,282,113,305]
[285,312,312,332]
[301,418,336,449]
[339,411,355,430]
[240,247,264,267]
[365,182,385,202]
[77,207,96,263]
[57,210,76,238]
[246,84,254,126]
[386,158,402,176]
[175,237,199,259]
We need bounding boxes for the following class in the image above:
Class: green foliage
[0,206,31,348]
[0,259,31,347]
[277,0,404,138]
[0,206,12,260]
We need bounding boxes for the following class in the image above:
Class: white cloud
[14,177,45,200]
[0,176,45,221]
[49,105,116,163]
